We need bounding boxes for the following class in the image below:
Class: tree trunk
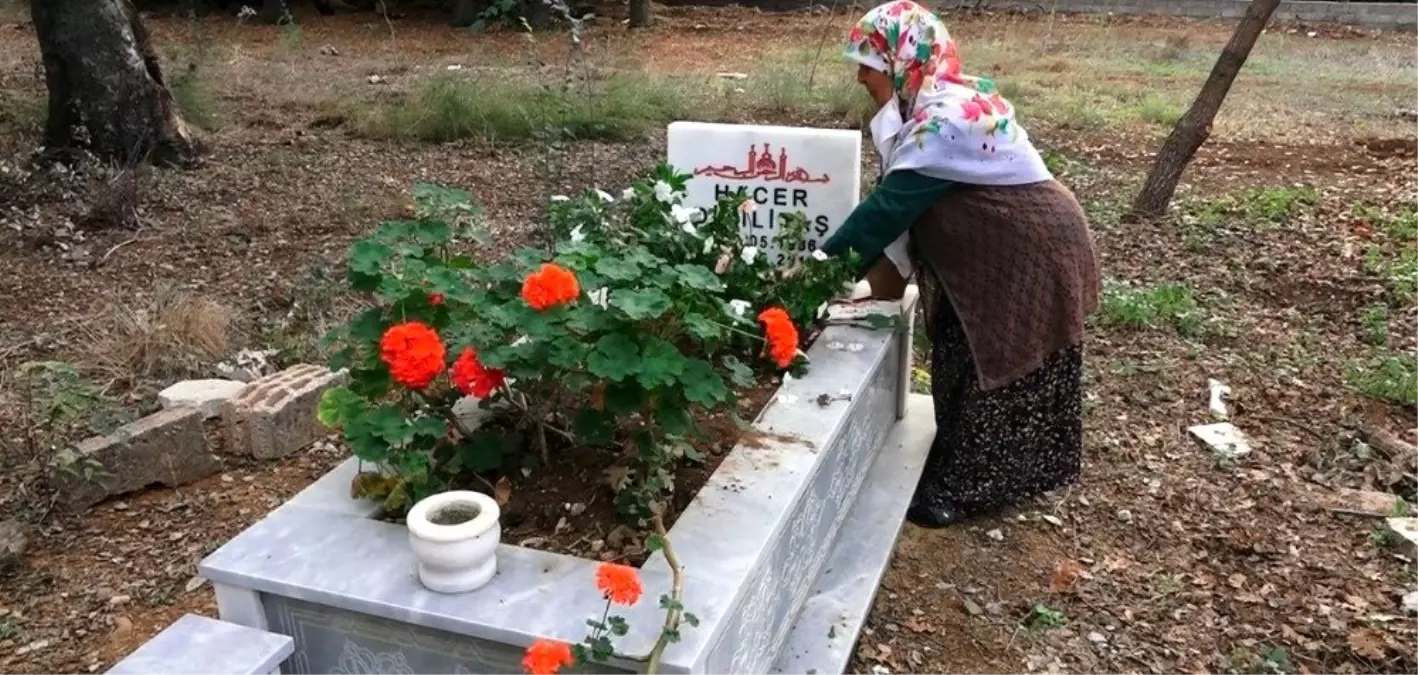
[1127,0,1280,221]
[524,0,551,30]
[30,0,199,167]
[452,0,480,27]
[629,0,651,28]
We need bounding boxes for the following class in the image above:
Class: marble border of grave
[197,294,915,675]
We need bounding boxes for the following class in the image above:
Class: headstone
[667,121,861,264]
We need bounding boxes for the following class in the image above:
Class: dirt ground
[0,3,1415,674]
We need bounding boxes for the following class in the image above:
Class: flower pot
[406,491,500,594]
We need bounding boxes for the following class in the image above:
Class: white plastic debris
[1189,422,1252,459]
[1207,378,1231,420]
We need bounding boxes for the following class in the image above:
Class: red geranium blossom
[521,263,581,311]
[450,347,506,399]
[379,322,446,390]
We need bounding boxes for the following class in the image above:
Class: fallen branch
[1358,423,1416,464]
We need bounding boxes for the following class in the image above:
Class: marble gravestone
[667,122,862,264]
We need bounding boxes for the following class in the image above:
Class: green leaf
[348,308,387,343]
[637,338,686,389]
[365,404,412,447]
[612,288,673,321]
[595,256,641,281]
[587,333,640,381]
[722,355,756,388]
[548,337,590,370]
[683,612,700,627]
[655,395,694,436]
[674,264,725,292]
[409,416,448,442]
[607,616,629,637]
[316,387,365,429]
[659,595,684,611]
[684,313,724,341]
[680,359,729,407]
[348,240,391,276]
[645,533,665,551]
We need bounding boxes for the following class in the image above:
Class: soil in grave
[417,379,783,567]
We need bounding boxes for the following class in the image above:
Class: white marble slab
[107,614,293,675]
[771,394,934,675]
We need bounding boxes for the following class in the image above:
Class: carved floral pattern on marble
[331,640,416,675]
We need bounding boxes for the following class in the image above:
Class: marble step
[107,613,294,675]
[771,393,935,675]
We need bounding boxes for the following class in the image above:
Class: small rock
[108,595,131,606]
[319,44,340,56]
[14,639,49,656]
[1088,631,1107,645]
[184,576,208,593]
[986,528,1004,541]
[984,602,1002,616]
[1116,509,1133,523]
[1188,422,1252,459]
[566,502,587,517]
[1042,514,1064,527]
[158,379,247,419]
[589,539,605,553]
[0,520,28,573]
[1402,590,1418,616]
[884,623,899,633]
[962,598,983,616]
[367,74,385,84]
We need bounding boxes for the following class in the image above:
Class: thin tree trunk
[1127,0,1280,221]
[629,0,651,28]
[30,0,199,167]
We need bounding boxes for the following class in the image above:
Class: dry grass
[83,285,238,385]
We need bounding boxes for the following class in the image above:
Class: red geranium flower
[522,639,574,675]
[450,347,506,399]
[756,307,800,369]
[595,562,643,606]
[379,321,446,390]
[521,263,581,311]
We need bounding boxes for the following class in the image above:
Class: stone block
[222,365,347,459]
[107,613,294,675]
[56,408,219,511]
[159,379,248,419]
[0,520,29,574]
[1387,517,1418,557]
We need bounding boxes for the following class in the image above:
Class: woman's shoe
[906,502,959,528]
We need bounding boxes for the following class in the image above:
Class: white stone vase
[406,491,500,594]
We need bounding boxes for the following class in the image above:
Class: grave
[106,614,294,675]
[187,123,926,675]
[667,121,862,264]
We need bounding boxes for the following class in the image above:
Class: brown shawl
[904,179,1100,391]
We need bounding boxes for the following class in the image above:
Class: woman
[822,0,1100,528]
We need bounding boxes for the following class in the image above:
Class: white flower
[594,189,614,203]
[621,187,636,200]
[681,222,698,236]
[653,181,673,203]
[569,224,586,243]
[588,287,610,308]
[740,246,759,265]
[703,235,715,255]
[670,204,701,226]
[811,249,829,261]
[728,299,752,317]
[511,335,529,347]
[550,195,570,203]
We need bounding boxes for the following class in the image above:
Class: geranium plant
[317,165,859,523]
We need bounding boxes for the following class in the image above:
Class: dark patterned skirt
[913,289,1085,514]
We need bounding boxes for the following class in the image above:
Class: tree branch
[645,512,684,675]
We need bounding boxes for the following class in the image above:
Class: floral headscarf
[845,1,1051,185]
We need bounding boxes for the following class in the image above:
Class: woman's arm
[820,169,957,267]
